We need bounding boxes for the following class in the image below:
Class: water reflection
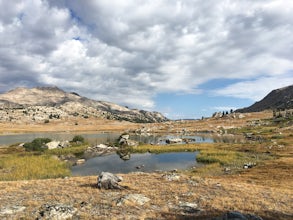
[71,152,198,176]
[0,132,245,146]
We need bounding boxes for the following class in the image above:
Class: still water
[0,132,120,146]
[0,132,244,146]
[71,152,198,176]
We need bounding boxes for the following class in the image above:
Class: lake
[71,151,198,175]
[0,132,244,146]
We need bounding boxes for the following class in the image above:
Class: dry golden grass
[0,111,272,135]
[0,118,140,134]
[0,170,292,219]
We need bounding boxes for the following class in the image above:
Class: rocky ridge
[237,85,293,113]
[0,86,168,123]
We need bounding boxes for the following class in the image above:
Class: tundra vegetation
[0,111,292,219]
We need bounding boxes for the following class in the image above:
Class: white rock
[46,141,60,150]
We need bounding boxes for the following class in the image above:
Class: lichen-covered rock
[116,194,150,206]
[38,204,77,220]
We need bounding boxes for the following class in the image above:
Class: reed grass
[45,144,88,157]
[0,154,70,181]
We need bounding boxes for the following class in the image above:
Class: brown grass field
[0,110,292,219]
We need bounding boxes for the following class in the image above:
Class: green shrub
[23,138,52,152]
[71,135,85,143]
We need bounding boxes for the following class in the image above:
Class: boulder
[45,141,60,150]
[59,141,70,148]
[216,211,263,220]
[120,134,130,140]
[45,140,70,149]
[97,172,123,189]
[116,194,150,206]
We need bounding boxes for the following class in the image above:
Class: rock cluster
[85,144,117,155]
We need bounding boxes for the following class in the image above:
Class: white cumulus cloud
[0,0,292,109]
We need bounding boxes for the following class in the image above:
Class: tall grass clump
[196,148,241,165]
[0,155,70,181]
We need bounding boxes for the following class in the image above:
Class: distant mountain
[237,85,293,113]
[0,86,168,123]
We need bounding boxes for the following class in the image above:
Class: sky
[0,0,292,119]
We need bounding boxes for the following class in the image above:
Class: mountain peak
[0,86,168,123]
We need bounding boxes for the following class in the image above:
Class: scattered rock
[162,173,180,181]
[97,172,123,190]
[0,206,26,215]
[116,194,150,206]
[243,162,256,169]
[85,144,118,155]
[38,204,77,220]
[166,138,182,144]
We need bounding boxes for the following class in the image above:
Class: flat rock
[215,211,263,220]
[38,204,77,220]
[116,194,151,206]
[0,206,26,215]
[178,202,200,213]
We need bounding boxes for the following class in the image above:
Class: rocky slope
[0,86,168,123]
[237,85,293,113]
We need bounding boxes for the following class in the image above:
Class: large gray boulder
[97,172,123,189]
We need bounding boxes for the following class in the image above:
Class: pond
[71,151,198,176]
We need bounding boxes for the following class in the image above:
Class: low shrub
[23,138,52,152]
[71,135,85,143]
